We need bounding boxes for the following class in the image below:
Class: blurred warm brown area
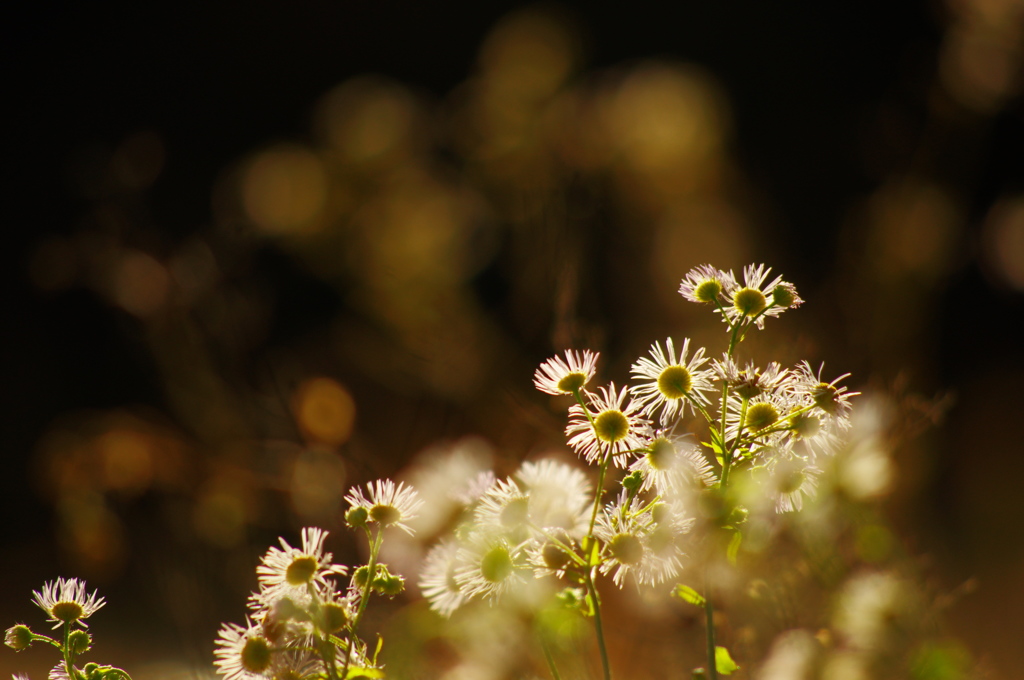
[4,1,1023,679]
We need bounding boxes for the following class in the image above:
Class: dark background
[4,1,1023,678]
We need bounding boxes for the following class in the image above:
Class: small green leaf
[373,635,384,664]
[726,530,742,565]
[671,584,706,607]
[715,646,740,675]
[345,667,384,679]
[583,590,596,618]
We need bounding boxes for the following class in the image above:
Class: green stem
[61,623,79,680]
[583,567,612,680]
[341,526,383,678]
[540,635,563,680]
[704,586,718,680]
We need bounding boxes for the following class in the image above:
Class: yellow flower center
[657,365,692,399]
[241,636,272,674]
[594,410,630,443]
[694,279,722,303]
[745,402,780,432]
[285,556,319,585]
[51,601,84,623]
[481,545,514,583]
[557,371,587,393]
[733,287,767,317]
[609,533,643,565]
[370,503,401,526]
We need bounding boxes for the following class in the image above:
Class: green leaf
[345,667,384,679]
[726,530,742,565]
[583,590,596,618]
[671,584,706,607]
[373,635,384,664]
[715,646,739,675]
[588,538,601,567]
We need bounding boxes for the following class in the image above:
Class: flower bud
[621,471,643,493]
[4,624,33,651]
[68,629,92,654]
[319,602,350,633]
[352,565,371,588]
[345,506,368,529]
[375,574,405,597]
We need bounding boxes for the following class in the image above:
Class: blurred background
[3,1,1023,678]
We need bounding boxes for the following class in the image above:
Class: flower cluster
[419,263,857,679]
[5,578,130,680]
[214,479,421,680]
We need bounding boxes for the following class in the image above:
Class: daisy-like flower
[763,460,822,513]
[475,478,532,537]
[419,540,468,617]
[514,459,591,536]
[31,578,105,630]
[48,665,70,680]
[454,532,531,603]
[594,491,690,587]
[565,383,649,467]
[253,528,347,609]
[723,388,797,455]
[678,264,735,305]
[791,361,857,427]
[345,479,423,536]
[630,337,713,425]
[267,650,325,680]
[720,264,801,329]
[533,349,599,396]
[214,620,274,680]
[713,355,790,400]
[787,409,844,461]
[629,431,716,494]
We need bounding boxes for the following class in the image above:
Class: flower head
[565,383,649,467]
[763,460,822,513]
[630,338,713,425]
[533,350,599,396]
[31,578,105,630]
[5,625,33,651]
[678,264,734,304]
[453,533,531,603]
[630,431,717,494]
[791,361,857,426]
[214,621,273,680]
[253,528,347,609]
[344,479,423,536]
[419,540,467,617]
[720,264,801,329]
[594,491,692,587]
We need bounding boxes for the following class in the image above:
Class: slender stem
[61,623,79,680]
[583,567,612,680]
[587,449,612,539]
[720,397,748,490]
[704,585,719,680]
[341,526,383,678]
[540,635,563,680]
